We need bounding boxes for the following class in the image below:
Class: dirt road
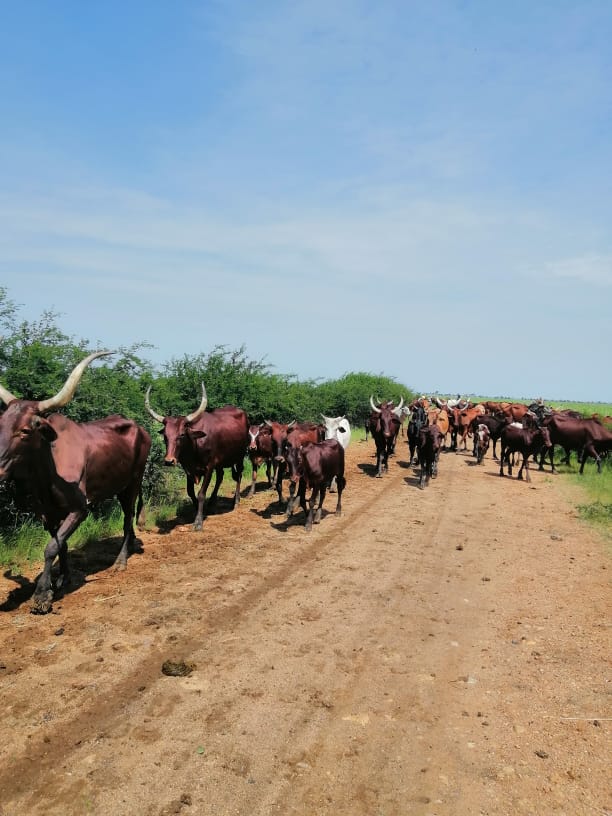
[0,441,610,816]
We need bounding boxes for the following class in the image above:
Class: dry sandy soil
[0,439,610,816]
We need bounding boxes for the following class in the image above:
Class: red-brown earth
[0,439,610,816]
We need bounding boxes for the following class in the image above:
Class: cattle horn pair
[145,383,208,424]
[0,350,113,412]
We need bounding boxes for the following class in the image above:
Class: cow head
[264,420,290,463]
[145,383,208,465]
[369,396,402,438]
[284,440,303,484]
[0,351,112,481]
[321,414,350,441]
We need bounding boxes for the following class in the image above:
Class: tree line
[0,287,415,529]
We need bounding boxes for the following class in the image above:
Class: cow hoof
[31,590,54,615]
[193,521,203,532]
[113,560,127,572]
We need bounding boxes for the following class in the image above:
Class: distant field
[470,397,612,417]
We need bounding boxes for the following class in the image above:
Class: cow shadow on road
[0,534,146,612]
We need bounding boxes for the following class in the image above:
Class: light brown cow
[456,404,486,451]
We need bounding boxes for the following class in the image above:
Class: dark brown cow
[284,439,345,531]
[145,384,248,530]
[499,424,551,482]
[246,423,273,497]
[0,351,151,614]
[540,414,612,474]
[368,396,403,477]
[417,424,444,488]
[284,423,325,507]
[263,420,291,501]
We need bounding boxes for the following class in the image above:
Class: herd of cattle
[0,351,610,614]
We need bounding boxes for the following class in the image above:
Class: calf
[417,425,444,489]
[499,425,551,482]
[246,424,273,497]
[469,413,507,460]
[475,423,491,464]
[285,439,345,531]
[284,424,324,508]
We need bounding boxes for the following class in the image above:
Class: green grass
[0,461,262,570]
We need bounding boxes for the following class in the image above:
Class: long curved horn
[396,396,405,411]
[144,386,165,423]
[37,350,114,413]
[0,381,17,406]
[321,413,331,422]
[264,419,273,428]
[185,383,208,423]
[370,396,381,414]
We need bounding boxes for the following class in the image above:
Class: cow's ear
[29,415,58,442]
[188,429,207,440]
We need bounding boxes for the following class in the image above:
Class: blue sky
[1,1,611,400]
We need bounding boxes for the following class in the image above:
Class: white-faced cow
[0,351,151,614]
[321,414,351,492]
[246,423,274,497]
[145,384,248,530]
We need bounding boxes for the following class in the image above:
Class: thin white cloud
[540,254,612,287]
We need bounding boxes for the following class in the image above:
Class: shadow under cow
[0,533,145,613]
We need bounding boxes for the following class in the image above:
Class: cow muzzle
[164,458,177,467]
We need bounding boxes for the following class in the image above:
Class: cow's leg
[273,460,285,503]
[305,487,318,531]
[114,485,141,570]
[298,479,308,516]
[579,443,600,475]
[31,509,87,614]
[335,475,345,516]
[492,437,499,460]
[499,446,507,477]
[231,461,243,508]
[247,460,257,498]
[186,476,197,508]
[207,466,224,506]
[375,445,383,477]
[314,485,326,524]
[265,459,272,488]
[286,481,299,517]
[193,468,214,531]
